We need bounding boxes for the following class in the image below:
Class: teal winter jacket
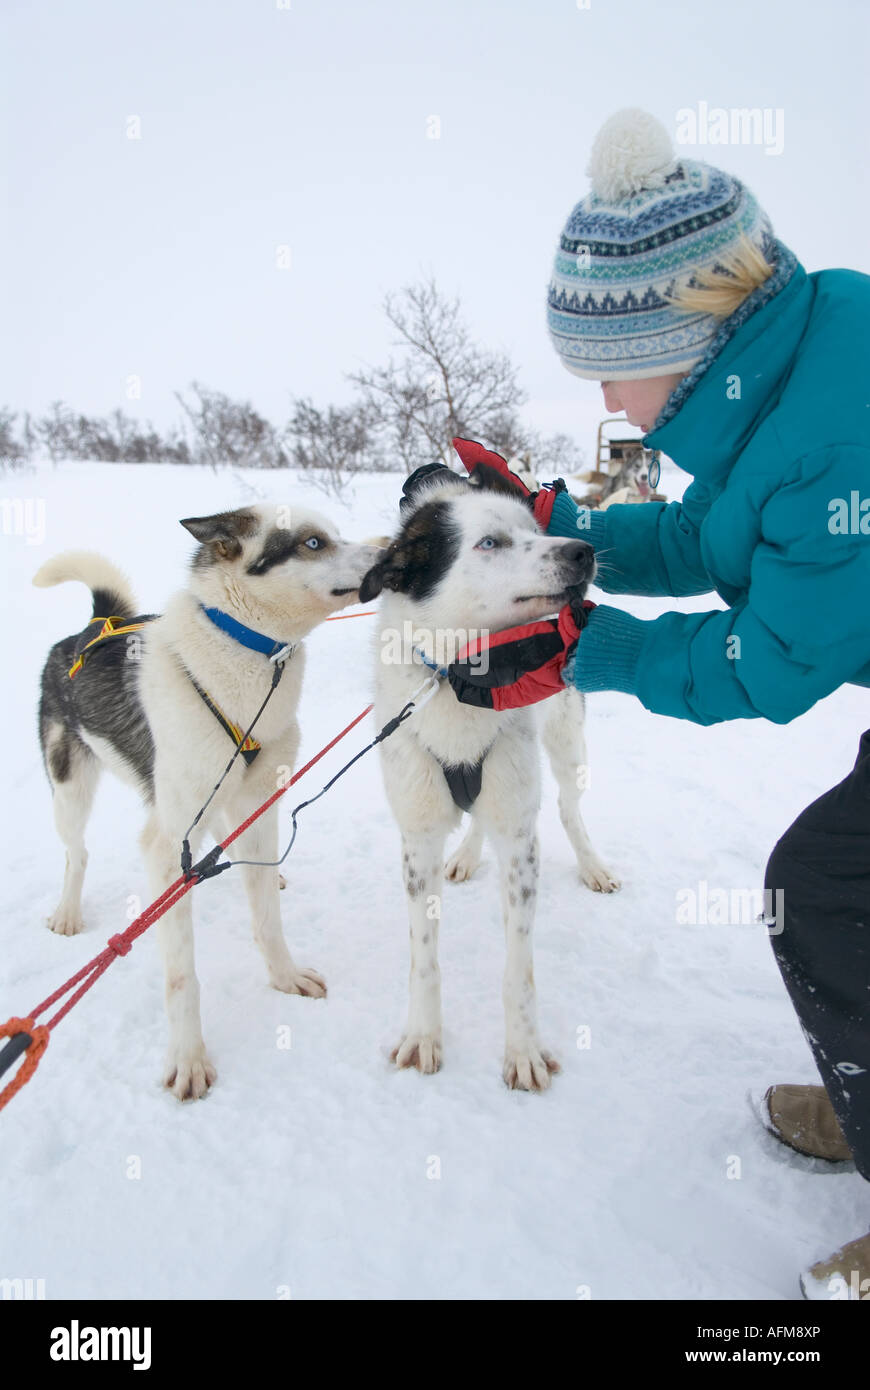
[550,260,870,725]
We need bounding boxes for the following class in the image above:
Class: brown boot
[761,1083,853,1162]
[801,1232,870,1300]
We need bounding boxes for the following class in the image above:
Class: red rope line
[0,700,374,1111]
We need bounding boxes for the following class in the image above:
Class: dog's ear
[399,463,465,516]
[359,539,407,602]
[359,500,457,604]
[468,459,529,501]
[180,509,257,561]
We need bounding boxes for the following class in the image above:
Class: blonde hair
[666,233,775,319]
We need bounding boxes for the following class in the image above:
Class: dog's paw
[163,1047,217,1101]
[503,1046,560,1092]
[391,1034,442,1074]
[444,845,480,882]
[46,910,85,936]
[579,856,621,893]
[270,966,327,998]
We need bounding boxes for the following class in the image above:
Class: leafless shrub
[175,382,287,470]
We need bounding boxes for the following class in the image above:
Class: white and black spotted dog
[359,468,619,1093]
[34,506,381,1099]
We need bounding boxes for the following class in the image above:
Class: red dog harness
[445,436,595,709]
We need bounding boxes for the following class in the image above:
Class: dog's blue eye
[476,536,498,550]
[305,536,321,550]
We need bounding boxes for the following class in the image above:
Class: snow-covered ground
[1,458,867,1301]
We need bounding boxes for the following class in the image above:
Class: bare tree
[175,381,287,470]
[0,408,21,468]
[35,401,79,461]
[5,290,586,482]
[285,397,383,499]
[349,279,533,473]
[523,430,587,479]
[25,403,192,465]
[21,412,37,460]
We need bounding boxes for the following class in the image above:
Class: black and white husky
[34,505,381,1100]
[359,471,619,1092]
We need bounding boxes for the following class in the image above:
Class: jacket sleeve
[547,483,715,597]
[567,447,870,725]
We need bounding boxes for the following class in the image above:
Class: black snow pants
[765,729,870,1180]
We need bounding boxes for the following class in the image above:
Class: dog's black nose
[560,540,591,563]
[558,539,592,583]
[560,539,595,573]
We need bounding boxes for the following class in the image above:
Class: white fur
[43,725,99,936]
[34,550,137,610]
[586,108,675,203]
[372,484,618,1092]
[36,506,382,1099]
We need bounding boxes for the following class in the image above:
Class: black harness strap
[412,646,490,812]
[439,758,486,812]
[185,673,262,766]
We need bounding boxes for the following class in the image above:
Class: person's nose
[601,382,621,413]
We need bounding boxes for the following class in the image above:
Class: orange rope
[0,1018,50,1110]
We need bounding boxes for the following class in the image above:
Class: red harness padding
[451,437,562,529]
[446,602,595,710]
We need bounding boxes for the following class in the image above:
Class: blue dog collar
[413,645,449,679]
[200,604,294,662]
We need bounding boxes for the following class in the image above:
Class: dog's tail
[32,551,138,620]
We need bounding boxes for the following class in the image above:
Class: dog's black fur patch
[91,586,126,618]
[466,459,530,503]
[360,458,538,603]
[47,735,73,784]
[38,575,156,798]
[400,463,465,515]
[247,529,299,576]
[359,498,461,603]
[246,527,331,577]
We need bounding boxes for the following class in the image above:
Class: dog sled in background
[574,419,666,510]
[508,420,666,512]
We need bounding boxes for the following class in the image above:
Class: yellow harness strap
[68,615,262,768]
[186,674,262,765]
[68,615,153,679]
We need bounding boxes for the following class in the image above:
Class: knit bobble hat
[546,108,778,381]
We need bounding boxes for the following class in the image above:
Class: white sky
[3,0,868,457]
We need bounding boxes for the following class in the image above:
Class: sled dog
[35,505,380,1099]
[360,468,618,1091]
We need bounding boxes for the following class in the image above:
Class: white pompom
[586,108,675,203]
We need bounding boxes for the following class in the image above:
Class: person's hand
[446,595,595,710]
[399,461,465,514]
[451,437,566,530]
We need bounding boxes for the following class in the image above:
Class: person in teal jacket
[451,108,870,1298]
[546,253,870,724]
